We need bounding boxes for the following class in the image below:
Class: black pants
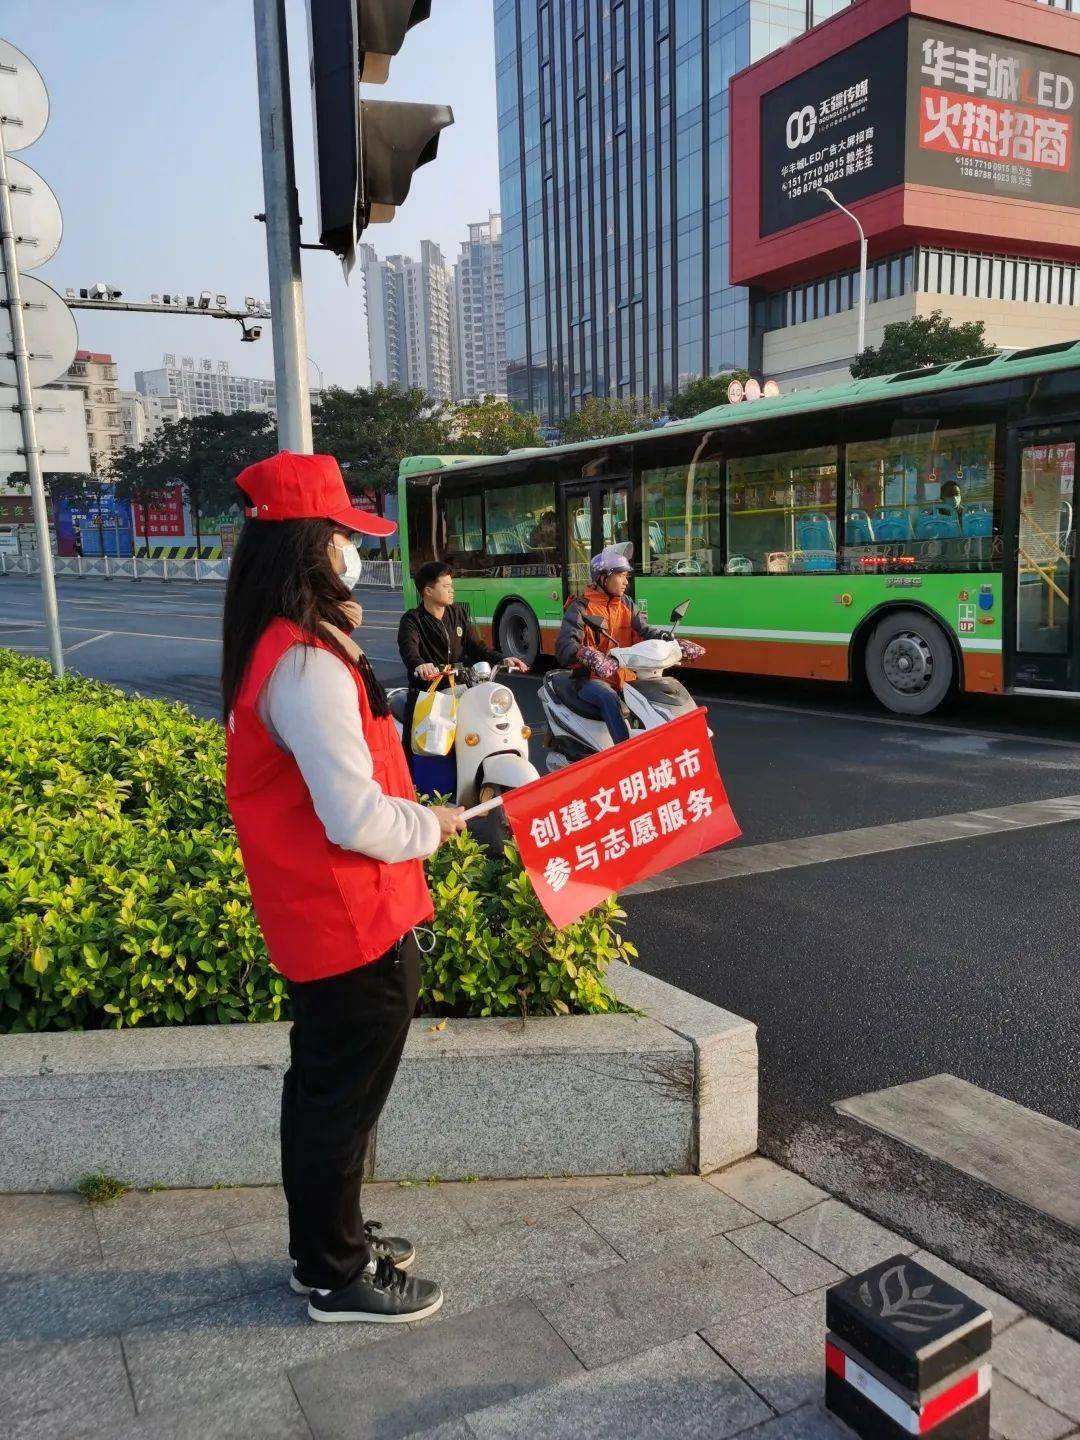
[281,933,420,1292]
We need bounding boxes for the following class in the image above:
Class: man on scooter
[555,543,670,744]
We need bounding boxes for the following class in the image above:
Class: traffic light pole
[0,114,64,677]
[253,0,313,454]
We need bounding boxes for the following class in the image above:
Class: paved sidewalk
[1,1160,1077,1439]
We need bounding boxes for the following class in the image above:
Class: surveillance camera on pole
[306,0,454,274]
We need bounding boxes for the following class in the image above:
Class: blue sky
[5,1,500,390]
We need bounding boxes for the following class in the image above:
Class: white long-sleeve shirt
[257,643,441,864]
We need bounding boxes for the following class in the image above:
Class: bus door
[561,480,632,599]
[1008,424,1080,692]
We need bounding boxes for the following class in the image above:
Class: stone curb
[0,967,757,1191]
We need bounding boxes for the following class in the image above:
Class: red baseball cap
[234,451,397,538]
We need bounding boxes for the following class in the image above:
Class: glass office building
[494,1,852,422]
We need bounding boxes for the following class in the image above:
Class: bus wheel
[497,602,540,668]
[864,608,954,716]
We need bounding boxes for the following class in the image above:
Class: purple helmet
[590,542,634,585]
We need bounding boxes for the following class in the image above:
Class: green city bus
[399,341,1080,715]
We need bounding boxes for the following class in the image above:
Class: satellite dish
[762,380,781,398]
[726,379,745,404]
[0,274,79,388]
[745,378,762,402]
[4,157,63,270]
[0,40,50,152]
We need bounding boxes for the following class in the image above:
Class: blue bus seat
[916,508,962,540]
[873,509,913,542]
[844,510,875,545]
[797,513,835,549]
[962,505,993,539]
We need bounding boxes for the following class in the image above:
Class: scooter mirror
[670,601,690,623]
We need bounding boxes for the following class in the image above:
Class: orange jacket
[556,585,657,687]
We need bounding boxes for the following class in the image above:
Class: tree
[666,370,752,421]
[137,411,275,556]
[312,384,451,555]
[37,470,94,556]
[444,395,543,455]
[109,433,178,557]
[850,310,995,379]
[560,396,660,443]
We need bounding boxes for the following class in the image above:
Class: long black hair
[221,510,389,720]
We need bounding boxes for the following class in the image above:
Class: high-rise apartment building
[60,351,123,470]
[134,356,276,419]
[120,391,182,448]
[495,0,852,422]
[360,241,454,402]
[448,275,463,401]
[451,213,507,400]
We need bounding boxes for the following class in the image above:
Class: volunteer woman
[396,560,527,791]
[223,450,463,1326]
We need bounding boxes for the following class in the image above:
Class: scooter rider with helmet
[556,543,702,744]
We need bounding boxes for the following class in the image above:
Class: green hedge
[0,650,634,1032]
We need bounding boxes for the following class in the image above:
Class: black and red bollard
[825,1255,991,1437]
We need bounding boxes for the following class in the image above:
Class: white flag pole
[459,795,505,822]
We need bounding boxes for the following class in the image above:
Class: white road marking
[3,620,220,646]
[625,793,1080,895]
[835,1075,1080,1229]
[4,618,399,647]
[65,631,114,654]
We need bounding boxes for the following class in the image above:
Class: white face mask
[337,540,363,590]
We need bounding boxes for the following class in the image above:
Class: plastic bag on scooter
[412,677,458,756]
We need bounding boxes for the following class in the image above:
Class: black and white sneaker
[290,1221,416,1294]
[307,1253,443,1324]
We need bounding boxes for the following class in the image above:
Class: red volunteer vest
[225,618,433,983]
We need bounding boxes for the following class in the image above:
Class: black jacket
[396,603,502,757]
[397,602,501,679]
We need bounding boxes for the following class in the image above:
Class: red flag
[502,708,740,929]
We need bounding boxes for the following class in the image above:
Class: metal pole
[0,118,64,676]
[817,186,867,361]
[253,0,312,453]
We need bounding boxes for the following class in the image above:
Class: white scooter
[540,601,697,772]
[388,661,540,844]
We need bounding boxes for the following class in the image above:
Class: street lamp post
[817,186,867,360]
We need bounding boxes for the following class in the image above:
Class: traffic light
[306,0,454,273]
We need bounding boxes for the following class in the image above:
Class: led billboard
[759,16,1080,240]
[760,21,908,238]
[907,18,1079,208]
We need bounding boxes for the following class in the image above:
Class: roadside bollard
[825,1255,991,1438]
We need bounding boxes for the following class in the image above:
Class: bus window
[445,494,483,554]
[726,447,838,574]
[485,481,559,558]
[1017,442,1074,656]
[405,480,438,569]
[641,459,722,576]
[844,424,998,573]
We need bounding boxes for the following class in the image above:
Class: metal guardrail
[0,551,403,588]
[361,558,402,588]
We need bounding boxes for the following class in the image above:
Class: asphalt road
[3,575,1079,1332]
